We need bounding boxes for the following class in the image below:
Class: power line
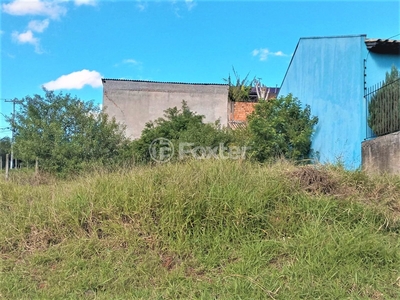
[387,33,400,40]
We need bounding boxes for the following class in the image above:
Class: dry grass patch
[288,165,339,195]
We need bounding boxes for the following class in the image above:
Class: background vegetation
[368,65,400,136]
[0,136,11,167]
[129,101,233,164]
[5,89,128,176]
[2,88,318,175]
[247,94,318,162]
[130,94,317,165]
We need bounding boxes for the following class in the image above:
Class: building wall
[362,131,400,175]
[279,35,367,169]
[103,79,229,140]
[366,52,400,87]
[231,102,257,121]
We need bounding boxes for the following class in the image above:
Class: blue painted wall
[279,35,366,169]
[364,53,400,138]
[279,35,400,169]
[366,53,400,87]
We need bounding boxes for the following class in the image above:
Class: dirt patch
[159,251,182,271]
[24,225,61,252]
[288,165,338,195]
[269,253,295,270]
[80,211,112,239]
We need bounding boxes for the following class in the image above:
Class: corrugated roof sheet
[365,38,400,55]
[102,78,228,86]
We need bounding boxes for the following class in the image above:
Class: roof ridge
[102,78,228,86]
[299,34,367,40]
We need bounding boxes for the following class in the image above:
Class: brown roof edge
[365,38,400,55]
[101,78,228,86]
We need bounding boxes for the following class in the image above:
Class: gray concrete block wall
[102,79,229,140]
[361,131,400,174]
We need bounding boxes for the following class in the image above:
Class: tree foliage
[368,65,400,136]
[247,94,318,162]
[9,89,127,175]
[5,86,318,173]
[131,101,233,163]
[0,136,11,167]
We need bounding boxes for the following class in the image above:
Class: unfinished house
[102,78,280,138]
[102,79,230,139]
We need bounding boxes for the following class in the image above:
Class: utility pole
[4,98,23,169]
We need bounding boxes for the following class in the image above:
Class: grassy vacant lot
[1,160,400,299]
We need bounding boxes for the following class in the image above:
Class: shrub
[247,94,318,162]
[130,101,234,163]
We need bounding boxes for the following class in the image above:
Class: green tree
[368,65,400,136]
[8,89,127,175]
[247,94,318,162]
[131,101,233,163]
[0,136,11,167]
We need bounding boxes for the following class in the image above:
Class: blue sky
[1,0,399,137]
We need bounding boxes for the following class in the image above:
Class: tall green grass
[1,160,400,299]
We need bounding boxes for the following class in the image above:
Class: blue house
[279,34,400,169]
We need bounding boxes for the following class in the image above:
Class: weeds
[1,160,399,299]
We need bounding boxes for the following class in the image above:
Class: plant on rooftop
[224,67,255,102]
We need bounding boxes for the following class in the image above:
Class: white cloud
[185,0,196,11]
[12,30,37,44]
[114,58,142,68]
[43,69,103,90]
[136,0,147,11]
[28,19,49,33]
[74,0,97,6]
[2,0,67,19]
[169,0,196,17]
[12,30,43,53]
[11,20,50,53]
[252,48,288,61]
[123,59,140,65]
[4,0,97,54]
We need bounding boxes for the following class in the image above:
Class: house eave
[365,38,400,55]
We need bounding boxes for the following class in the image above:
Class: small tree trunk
[5,154,9,180]
[35,157,39,176]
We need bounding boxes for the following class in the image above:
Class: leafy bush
[131,101,234,163]
[9,89,128,175]
[0,136,11,167]
[131,95,317,164]
[247,93,318,162]
[368,65,400,136]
